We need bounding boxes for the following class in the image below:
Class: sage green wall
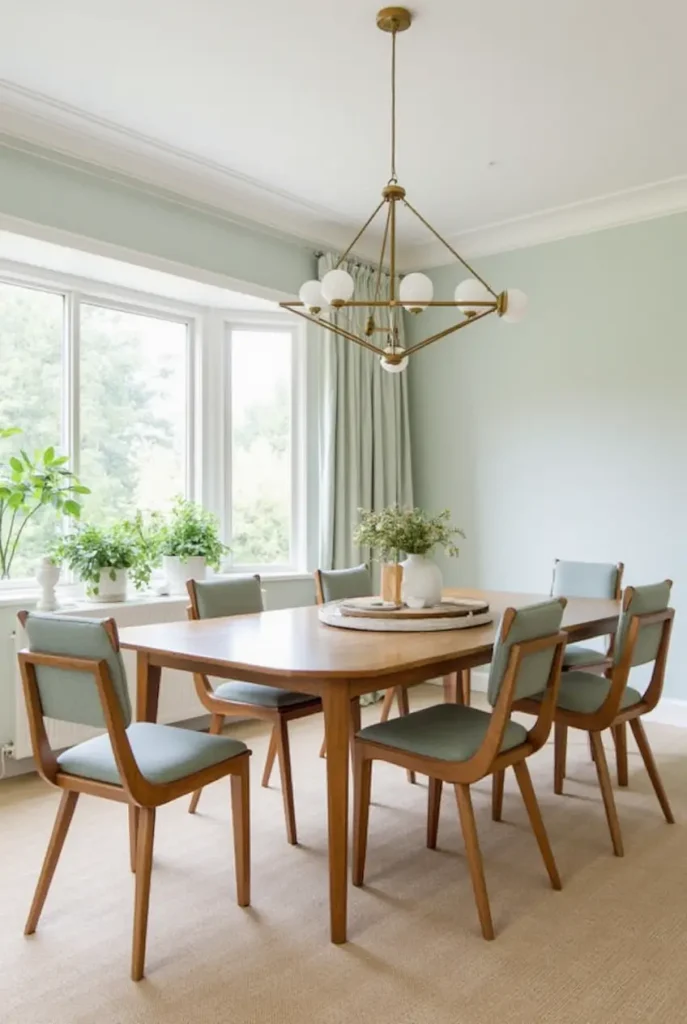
[0,139,316,293]
[408,214,687,701]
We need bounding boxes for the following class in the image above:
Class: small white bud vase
[36,557,61,611]
[400,554,443,609]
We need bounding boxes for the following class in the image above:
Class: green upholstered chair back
[613,581,672,668]
[191,575,263,620]
[22,613,132,728]
[551,559,621,599]
[487,599,566,707]
[316,564,372,603]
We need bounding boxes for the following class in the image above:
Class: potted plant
[355,506,465,608]
[52,520,155,602]
[156,497,228,595]
[0,426,89,579]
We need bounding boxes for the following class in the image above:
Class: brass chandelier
[280,6,527,371]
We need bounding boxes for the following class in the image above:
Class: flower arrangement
[354,505,465,562]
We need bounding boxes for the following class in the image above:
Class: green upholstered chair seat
[214,680,317,709]
[531,672,642,715]
[57,722,247,786]
[563,643,610,668]
[357,703,528,762]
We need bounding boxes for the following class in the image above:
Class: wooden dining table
[119,587,620,944]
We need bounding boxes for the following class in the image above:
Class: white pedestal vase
[400,554,443,608]
[36,557,61,611]
[162,555,207,596]
[86,568,129,603]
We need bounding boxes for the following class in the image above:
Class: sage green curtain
[318,252,414,571]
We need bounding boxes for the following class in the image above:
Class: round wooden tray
[339,597,489,620]
[319,598,493,633]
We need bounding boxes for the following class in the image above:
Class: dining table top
[118,587,620,683]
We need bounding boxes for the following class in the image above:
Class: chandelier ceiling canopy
[280,7,527,371]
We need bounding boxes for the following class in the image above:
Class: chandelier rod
[390,26,398,183]
[334,199,385,271]
[402,198,498,298]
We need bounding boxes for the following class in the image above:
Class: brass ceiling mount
[376,7,412,33]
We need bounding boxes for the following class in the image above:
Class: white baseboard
[431,671,687,727]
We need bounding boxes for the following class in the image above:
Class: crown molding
[2,80,687,275]
[0,79,385,262]
[403,176,687,270]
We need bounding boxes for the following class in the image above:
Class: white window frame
[221,313,307,575]
[0,259,308,589]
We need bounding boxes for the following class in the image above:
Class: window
[228,327,296,569]
[0,264,306,584]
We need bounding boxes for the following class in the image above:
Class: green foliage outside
[355,506,465,562]
[0,426,89,578]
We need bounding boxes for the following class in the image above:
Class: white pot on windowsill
[400,553,443,609]
[162,555,207,596]
[85,568,129,603]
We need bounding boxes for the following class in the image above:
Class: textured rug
[1,686,686,1024]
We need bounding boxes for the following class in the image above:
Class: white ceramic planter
[36,557,61,611]
[162,555,207,596]
[400,554,443,608]
[86,567,128,603]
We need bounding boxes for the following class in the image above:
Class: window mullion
[63,291,80,474]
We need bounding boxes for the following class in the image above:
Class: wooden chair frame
[509,584,675,857]
[314,568,471,784]
[353,604,569,940]
[186,578,322,845]
[16,612,250,981]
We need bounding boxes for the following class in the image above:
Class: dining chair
[551,559,626,782]
[353,599,568,939]
[186,575,322,845]
[507,581,675,857]
[16,611,250,981]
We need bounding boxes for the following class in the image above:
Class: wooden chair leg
[460,669,471,706]
[131,807,155,982]
[275,716,298,845]
[379,687,395,723]
[25,790,79,936]
[427,777,443,849]
[454,783,495,940]
[395,687,416,785]
[319,737,327,759]
[554,721,567,795]
[231,760,251,907]
[613,722,629,787]
[513,761,561,890]
[629,718,675,824]
[352,747,372,886]
[589,734,596,763]
[443,673,458,703]
[262,724,278,787]
[589,731,624,857]
[128,804,139,873]
[189,713,224,814]
[492,770,505,822]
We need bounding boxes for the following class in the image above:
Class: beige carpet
[1,685,686,1024]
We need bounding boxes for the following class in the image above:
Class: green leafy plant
[157,497,228,569]
[52,521,155,596]
[0,426,90,579]
[354,505,465,562]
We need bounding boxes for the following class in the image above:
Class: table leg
[323,686,351,944]
[349,697,361,759]
[136,652,162,723]
[443,673,458,703]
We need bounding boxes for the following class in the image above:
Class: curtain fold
[319,253,413,570]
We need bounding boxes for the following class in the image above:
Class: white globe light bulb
[321,268,355,305]
[399,272,434,313]
[298,279,326,313]
[499,288,528,323]
[380,345,409,373]
[454,278,493,316]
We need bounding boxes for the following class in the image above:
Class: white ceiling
[1,0,687,268]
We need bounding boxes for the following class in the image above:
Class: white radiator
[12,598,208,760]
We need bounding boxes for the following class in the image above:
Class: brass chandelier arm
[403,306,497,358]
[373,202,392,302]
[334,200,386,270]
[283,304,385,358]
[283,300,496,308]
[402,199,498,298]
